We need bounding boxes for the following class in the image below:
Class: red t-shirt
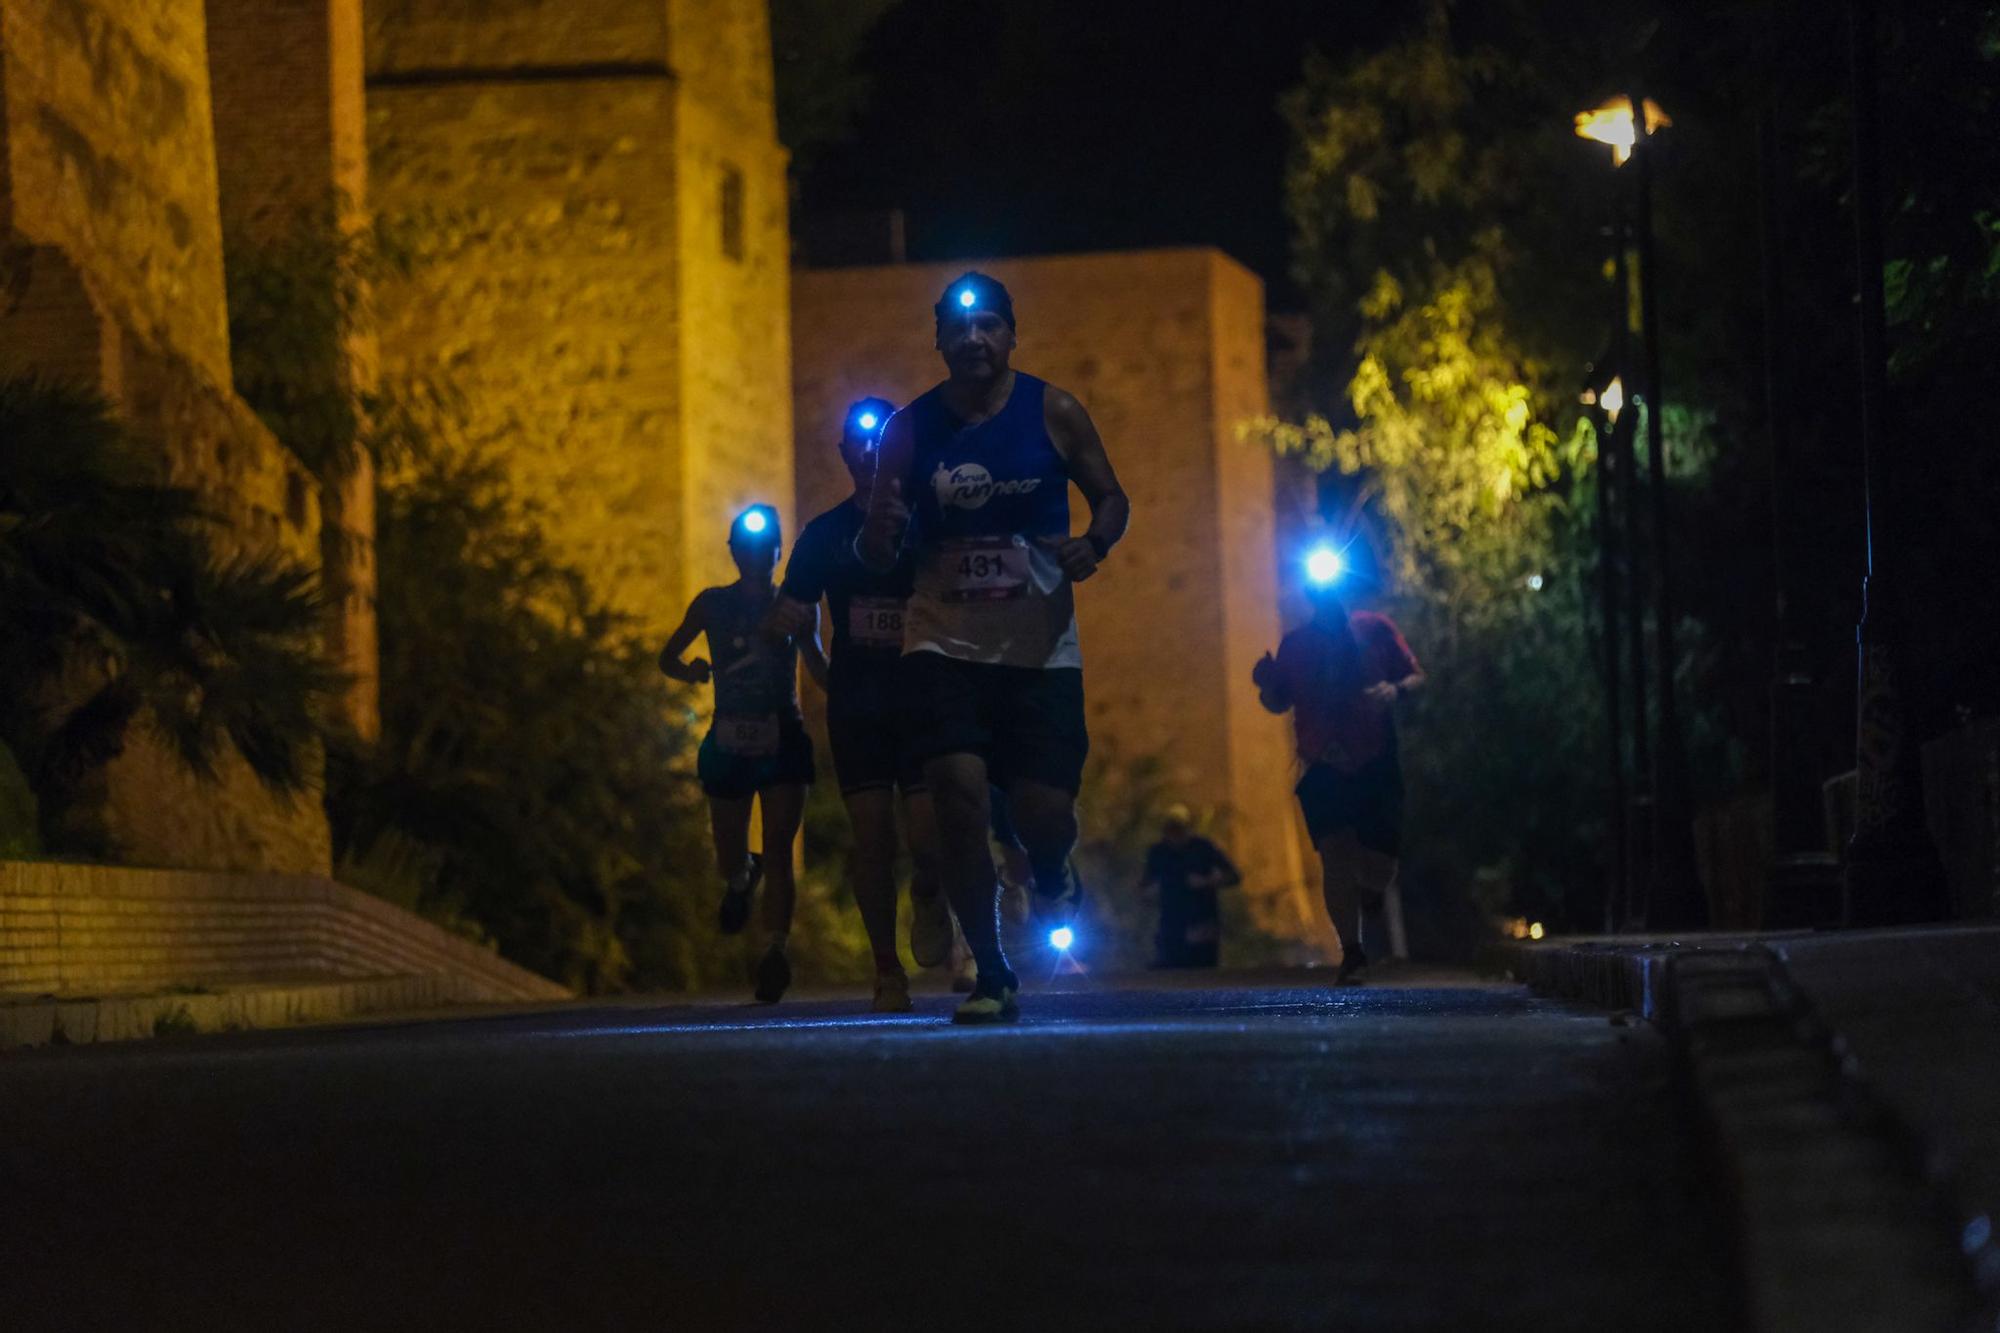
[1272,611,1420,769]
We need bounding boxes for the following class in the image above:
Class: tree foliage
[0,379,336,853]
[1255,7,1618,934]
[327,441,723,993]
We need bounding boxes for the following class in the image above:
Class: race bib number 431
[940,538,1030,604]
[848,597,905,648]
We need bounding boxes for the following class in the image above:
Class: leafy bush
[0,379,336,855]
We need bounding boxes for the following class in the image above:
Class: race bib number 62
[715,714,780,757]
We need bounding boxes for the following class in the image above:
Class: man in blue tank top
[856,272,1131,1023]
[769,397,953,1012]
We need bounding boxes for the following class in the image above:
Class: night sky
[796,1,1406,307]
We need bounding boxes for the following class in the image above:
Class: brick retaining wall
[0,861,567,1002]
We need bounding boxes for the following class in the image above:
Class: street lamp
[1573,97,1673,167]
[1575,92,1704,929]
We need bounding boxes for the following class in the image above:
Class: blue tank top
[908,373,1071,544]
[901,373,1081,669]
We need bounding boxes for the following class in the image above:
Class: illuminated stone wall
[0,0,332,874]
[208,0,380,740]
[793,250,1317,951]
[366,0,793,636]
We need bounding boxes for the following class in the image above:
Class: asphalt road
[0,969,1738,1332]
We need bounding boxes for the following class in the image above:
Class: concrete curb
[1499,938,1984,1333]
[0,974,479,1048]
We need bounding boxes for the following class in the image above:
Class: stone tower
[364,0,794,636]
[0,0,331,873]
[792,250,1319,949]
[206,0,381,741]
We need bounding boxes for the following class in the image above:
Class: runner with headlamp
[856,271,1130,1024]
[660,505,816,1004]
[769,398,952,1013]
[1253,549,1423,985]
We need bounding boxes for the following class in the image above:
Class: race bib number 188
[848,597,905,648]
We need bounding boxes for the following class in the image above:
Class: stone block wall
[368,0,792,637]
[207,0,381,739]
[0,860,568,1001]
[1,0,333,874]
[0,0,233,382]
[792,250,1315,947]
[668,0,793,597]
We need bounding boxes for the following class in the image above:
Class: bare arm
[1043,386,1129,582]
[796,602,829,692]
[856,411,915,572]
[658,594,711,685]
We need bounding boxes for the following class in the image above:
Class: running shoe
[951,967,1020,1025]
[1336,944,1370,987]
[871,969,913,1014]
[1030,858,1084,928]
[717,853,763,936]
[909,887,954,969]
[753,943,791,1003]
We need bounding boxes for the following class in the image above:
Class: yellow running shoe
[951,969,1019,1025]
[872,969,913,1014]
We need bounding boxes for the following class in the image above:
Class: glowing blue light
[1049,926,1074,951]
[740,509,768,534]
[1526,573,1545,592]
[857,412,879,431]
[1305,546,1344,586]
[957,287,977,308]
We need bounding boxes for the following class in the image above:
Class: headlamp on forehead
[934,271,1016,329]
[732,504,778,544]
[845,397,896,448]
[1305,545,1346,587]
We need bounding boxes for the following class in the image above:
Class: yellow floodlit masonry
[366,0,795,636]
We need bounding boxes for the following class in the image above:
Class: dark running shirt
[1145,836,1239,935]
[697,585,800,720]
[781,498,913,685]
[1271,611,1419,770]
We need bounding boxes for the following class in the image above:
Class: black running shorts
[898,651,1089,795]
[697,717,815,800]
[1294,755,1404,856]
[825,668,926,796]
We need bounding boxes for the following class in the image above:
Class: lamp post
[1757,99,1842,926]
[1575,93,1705,929]
[1841,0,1949,924]
[1583,370,1630,931]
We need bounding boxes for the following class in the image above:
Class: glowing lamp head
[1048,926,1075,951]
[844,397,897,451]
[1573,97,1672,166]
[957,287,977,309]
[1305,546,1345,587]
[731,504,779,550]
